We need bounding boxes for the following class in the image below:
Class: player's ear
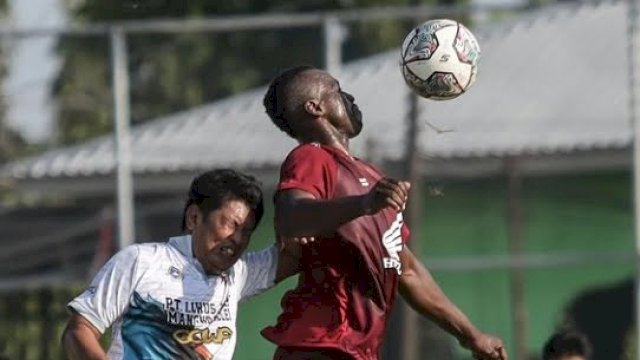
[303,99,323,117]
[185,204,201,232]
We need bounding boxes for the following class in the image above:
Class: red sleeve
[401,223,411,245]
[278,144,337,199]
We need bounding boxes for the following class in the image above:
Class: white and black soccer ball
[400,19,480,100]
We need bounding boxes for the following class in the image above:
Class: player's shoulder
[133,241,170,256]
[230,246,278,286]
[123,241,177,266]
[122,241,185,278]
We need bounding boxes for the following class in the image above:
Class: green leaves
[54,0,447,145]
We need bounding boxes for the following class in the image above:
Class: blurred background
[0,0,635,359]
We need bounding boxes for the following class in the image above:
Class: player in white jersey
[62,169,304,360]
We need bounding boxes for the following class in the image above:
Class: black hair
[181,169,264,232]
[543,330,593,360]
[263,65,316,138]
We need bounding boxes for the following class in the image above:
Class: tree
[54,0,468,145]
[0,0,26,165]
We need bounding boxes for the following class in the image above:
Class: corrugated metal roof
[422,0,631,157]
[1,0,631,180]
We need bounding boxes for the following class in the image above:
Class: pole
[323,16,346,76]
[506,157,527,360]
[628,0,640,356]
[400,92,422,360]
[110,28,135,249]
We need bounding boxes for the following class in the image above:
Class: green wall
[421,172,634,359]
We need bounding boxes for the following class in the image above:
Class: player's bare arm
[62,311,107,360]
[276,178,410,237]
[274,239,304,282]
[398,246,508,360]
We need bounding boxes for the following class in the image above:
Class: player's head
[182,169,264,275]
[542,330,593,360]
[263,65,363,142]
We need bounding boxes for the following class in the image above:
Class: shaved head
[263,66,329,138]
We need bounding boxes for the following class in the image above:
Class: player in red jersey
[261,66,507,360]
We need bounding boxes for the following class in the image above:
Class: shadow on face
[185,199,256,275]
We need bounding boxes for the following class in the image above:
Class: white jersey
[68,235,278,360]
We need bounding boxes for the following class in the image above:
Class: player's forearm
[276,195,368,237]
[62,318,107,360]
[275,246,302,282]
[399,261,480,345]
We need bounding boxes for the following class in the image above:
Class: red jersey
[262,143,410,360]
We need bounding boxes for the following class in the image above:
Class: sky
[5,0,65,143]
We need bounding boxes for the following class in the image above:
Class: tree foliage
[54,0,465,145]
[0,0,31,165]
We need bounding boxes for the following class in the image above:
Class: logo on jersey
[122,292,215,360]
[359,177,370,187]
[164,297,232,325]
[381,213,404,275]
[173,327,233,346]
[168,266,183,279]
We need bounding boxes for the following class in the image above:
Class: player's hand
[281,236,315,246]
[461,332,507,360]
[362,178,411,214]
[278,236,315,258]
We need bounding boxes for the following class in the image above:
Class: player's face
[192,199,256,275]
[319,74,363,138]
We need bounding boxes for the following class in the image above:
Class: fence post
[110,28,135,250]
[323,16,346,76]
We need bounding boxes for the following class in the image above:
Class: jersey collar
[168,234,194,259]
[168,234,231,279]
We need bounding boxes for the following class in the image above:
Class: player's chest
[135,261,239,327]
[333,162,381,197]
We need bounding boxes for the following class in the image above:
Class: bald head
[263,66,332,138]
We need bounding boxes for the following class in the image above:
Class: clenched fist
[362,178,411,214]
[461,332,508,360]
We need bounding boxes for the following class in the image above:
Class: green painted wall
[421,172,634,359]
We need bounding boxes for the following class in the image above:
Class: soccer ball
[400,19,480,100]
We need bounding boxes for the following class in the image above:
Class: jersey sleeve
[278,144,337,199]
[67,245,140,334]
[235,245,278,301]
[401,223,411,245]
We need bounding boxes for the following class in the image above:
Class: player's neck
[325,128,350,156]
[300,132,350,156]
[328,139,350,156]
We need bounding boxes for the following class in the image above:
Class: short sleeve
[67,245,140,334]
[401,223,411,245]
[278,144,337,199]
[235,245,278,301]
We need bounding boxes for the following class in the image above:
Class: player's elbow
[61,321,78,357]
[61,313,104,360]
[399,277,445,318]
